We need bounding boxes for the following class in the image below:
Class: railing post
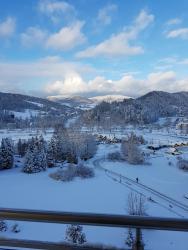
[132,228,144,250]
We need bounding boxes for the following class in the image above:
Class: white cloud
[166,18,182,26]
[21,27,47,47]
[76,10,154,58]
[21,21,86,51]
[45,73,87,95]
[45,70,188,97]
[0,57,93,95]
[0,17,16,38]
[46,21,86,50]
[155,56,188,70]
[166,28,188,39]
[38,0,76,23]
[0,57,187,98]
[96,4,117,26]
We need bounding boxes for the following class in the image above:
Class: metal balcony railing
[0,208,188,250]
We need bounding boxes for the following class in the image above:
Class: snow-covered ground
[0,128,54,143]
[0,128,188,249]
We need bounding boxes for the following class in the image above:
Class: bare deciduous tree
[127,192,147,216]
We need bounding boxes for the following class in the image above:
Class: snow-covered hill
[90,94,131,103]
[48,94,131,110]
[48,95,94,109]
[0,92,74,118]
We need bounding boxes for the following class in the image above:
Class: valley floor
[0,128,188,249]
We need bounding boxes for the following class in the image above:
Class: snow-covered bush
[108,151,122,161]
[23,136,47,174]
[76,163,94,179]
[0,221,7,232]
[49,170,64,181]
[0,138,14,170]
[177,158,188,171]
[65,225,86,244]
[49,163,94,182]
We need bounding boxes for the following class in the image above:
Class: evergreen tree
[0,220,7,232]
[23,136,47,173]
[48,126,69,162]
[47,138,56,167]
[65,225,86,245]
[0,138,14,169]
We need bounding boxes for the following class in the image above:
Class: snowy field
[0,128,54,143]
[0,128,188,249]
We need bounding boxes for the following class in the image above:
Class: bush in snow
[65,225,86,244]
[0,138,14,170]
[108,151,123,161]
[76,163,94,179]
[50,165,77,182]
[49,170,64,181]
[0,221,7,232]
[23,136,47,174]
[177,157,188,171]
[49,163,94,182]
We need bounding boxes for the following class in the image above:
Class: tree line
[0,126,97,173]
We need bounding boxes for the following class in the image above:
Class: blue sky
[0,0,188,97]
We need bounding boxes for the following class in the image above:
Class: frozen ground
[0,128,188,249]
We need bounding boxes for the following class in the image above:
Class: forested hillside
[81,91,188,127]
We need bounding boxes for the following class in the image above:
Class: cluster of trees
[16,126,97,174]
[0,126,97,174]
[47,126,97,166]
[0,111,68,130]
[121,133,145,165]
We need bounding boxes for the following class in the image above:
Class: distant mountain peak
[89,94,131,103]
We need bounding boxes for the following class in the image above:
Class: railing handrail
[0,207,188,231]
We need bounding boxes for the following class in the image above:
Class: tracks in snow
[93,158,188,218]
